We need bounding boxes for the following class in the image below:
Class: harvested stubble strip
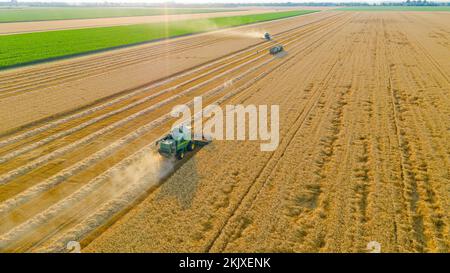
[0,22,316,208]
[0,52,268,187]
[0,48,266,164]
[0,43,259,148]
[0,54,275,219]
[0,10,316,68]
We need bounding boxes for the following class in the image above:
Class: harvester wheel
[177,151,185,160]
[187,141,195,151]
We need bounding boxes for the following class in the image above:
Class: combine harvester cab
[264,32,272,41]
[158,125,210,160]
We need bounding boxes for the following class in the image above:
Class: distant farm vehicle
[157,125,210,160]
[264,32,272,41]
[269,45,284,55]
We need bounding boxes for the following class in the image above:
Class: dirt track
[0,11,448,253]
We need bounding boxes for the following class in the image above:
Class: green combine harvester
[157,125,210,160]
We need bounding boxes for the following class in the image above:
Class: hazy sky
[0,0,432,3]
[3,0,449,3]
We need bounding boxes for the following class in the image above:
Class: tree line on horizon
[1,1,449,8]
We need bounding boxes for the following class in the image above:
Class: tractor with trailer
[269,45,284,55]
[157,125,210,160]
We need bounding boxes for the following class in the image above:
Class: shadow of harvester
[155,141,214,209]
[273,51,288,59]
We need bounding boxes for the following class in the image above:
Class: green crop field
[0,7,239,23]
[0,10,317,69]
[336,6,450,11]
